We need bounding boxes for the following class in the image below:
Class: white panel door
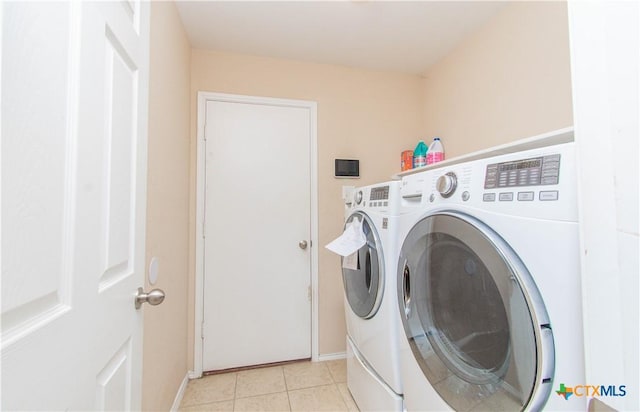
[202,98,313,371]
[1,1,149,410]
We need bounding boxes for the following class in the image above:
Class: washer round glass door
[398,211,554,411]
[342,212,384,319]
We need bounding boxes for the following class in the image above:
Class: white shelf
[392,127,575,180]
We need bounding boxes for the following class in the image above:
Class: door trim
[193,91,319,377]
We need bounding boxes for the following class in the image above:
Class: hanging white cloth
[325,217,366,257]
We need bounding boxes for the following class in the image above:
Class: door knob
[135,287,165,309]
[299,240,308,250]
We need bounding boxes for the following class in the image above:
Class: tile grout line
[327,361,350,409]
[338,383,349,411]
[282,365,290,393]
[181,360,349,411]
[232,372,238,410]
[234,366,289,400]
[286,388,293,412]
[282,364,293,411]
[180,372,238,410]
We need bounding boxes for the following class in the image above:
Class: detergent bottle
[413,140,428,168]
[426,137,444,165]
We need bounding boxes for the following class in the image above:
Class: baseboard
[317,352,347,362]
[170,372,190,412]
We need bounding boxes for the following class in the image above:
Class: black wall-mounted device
[335,159,359,178]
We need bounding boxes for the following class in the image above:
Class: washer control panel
[369,186,389,201]
[351,185,391,209]
[419,142,576,221]
[481,154,562,203]
[366,185,390,208]
[484,154,561,189]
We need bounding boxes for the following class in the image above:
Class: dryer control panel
[484,154,561,189]
[419,141,577,222]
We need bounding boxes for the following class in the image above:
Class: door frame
[192,91,319,377]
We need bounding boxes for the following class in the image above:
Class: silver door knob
[135,287,165,309]
[299,240,308,250]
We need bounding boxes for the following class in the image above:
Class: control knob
[436,172,458,198]
[355,190,363,205]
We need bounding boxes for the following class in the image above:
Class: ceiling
[175,1,508,75]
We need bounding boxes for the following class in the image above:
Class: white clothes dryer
[342,181,403,411]
[396,142,586,411]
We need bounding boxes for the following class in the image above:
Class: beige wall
[143,0,575,381]
[421,1,573,158]
[187,50,425,361]
[185,1,574,363]
[143,2,191,410]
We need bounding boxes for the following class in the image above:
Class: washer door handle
[402,262,411,318]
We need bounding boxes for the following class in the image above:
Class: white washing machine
[343,181,403,411]
[396,142,586,411]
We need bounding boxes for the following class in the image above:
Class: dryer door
[342,212,384,319]
[398,211,554,411]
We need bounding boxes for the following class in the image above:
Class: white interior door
[202,97,314,371]
[1,1,149,409]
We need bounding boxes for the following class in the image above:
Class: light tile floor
[180,359,359,412]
